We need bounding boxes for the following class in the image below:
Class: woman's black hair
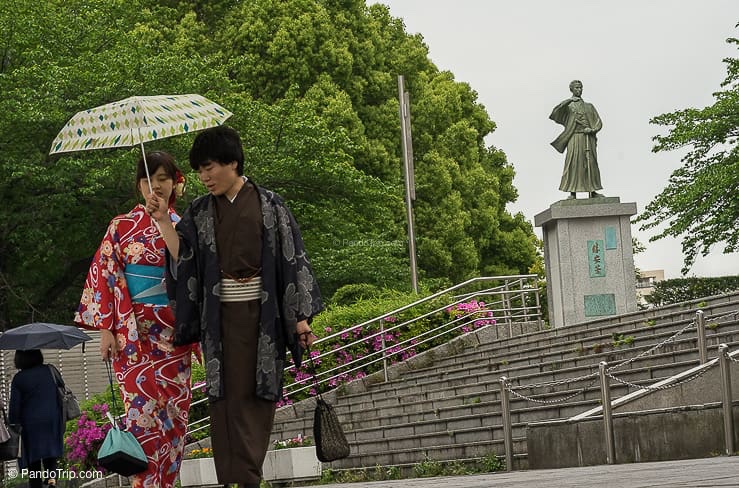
[135,151,179,185]
[14,349,43,370]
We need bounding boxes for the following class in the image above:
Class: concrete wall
[527,404,738,469]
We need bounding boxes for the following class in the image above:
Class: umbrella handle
[136,136,163,236]
[138,135,153,195]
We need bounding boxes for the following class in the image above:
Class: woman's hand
[100,329,118,361]
[296,320,317,349]
[145,192,168,223]
[144,191,179,259]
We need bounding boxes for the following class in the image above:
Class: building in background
[636,269,665,306]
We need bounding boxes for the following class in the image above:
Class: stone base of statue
[534,197,638,328]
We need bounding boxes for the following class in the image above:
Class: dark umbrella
[0,323,92,350]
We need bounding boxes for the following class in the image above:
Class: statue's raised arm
[549,80,604,199]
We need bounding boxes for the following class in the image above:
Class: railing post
[499,376,514,471]
[381,320,388,382]
[534,282,542,330]
[504,280,512,337]
[696,310,707,364]
[599,361,616,464]
[719,344,734,455]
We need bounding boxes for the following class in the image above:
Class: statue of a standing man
[550,80,604,199]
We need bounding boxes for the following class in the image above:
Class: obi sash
[124,264,167,306]
[220,276,262,302]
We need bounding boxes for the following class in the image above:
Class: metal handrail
[186,274,542,436]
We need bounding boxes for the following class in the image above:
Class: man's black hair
[189,126,245,175]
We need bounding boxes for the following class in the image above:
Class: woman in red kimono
[75,151,194,488]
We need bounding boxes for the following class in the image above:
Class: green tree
[637,33,739,274]
[645,276,739,307]
[0,0,537,329]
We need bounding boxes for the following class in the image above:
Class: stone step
[380,312,738,384]
[333,329,739,409]
[266,291,739,473]
[272,331,739,442]
[270,355,707,442]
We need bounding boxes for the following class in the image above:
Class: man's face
[571,83,583,97]
[197,159,240,196]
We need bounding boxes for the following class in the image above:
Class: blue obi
[124,264,168,306]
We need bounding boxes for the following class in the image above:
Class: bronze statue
[550,80,604,199]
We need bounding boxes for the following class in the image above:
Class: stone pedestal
[534,197,638,328]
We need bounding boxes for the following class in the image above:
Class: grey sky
[376,0,738,278]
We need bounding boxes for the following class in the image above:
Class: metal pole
[398,75,418,293]
[499,376,514,471]
[599,361,616,464]
[381,320,388,382]
[696,310,707,364]
[719,344,734,455]
[535,282,542,330]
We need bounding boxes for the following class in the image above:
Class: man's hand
[296,320,317,349]
[100,329,118,361]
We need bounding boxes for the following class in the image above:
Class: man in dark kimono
[166,126,323,488]
[549,79,605,199]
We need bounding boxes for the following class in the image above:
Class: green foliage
[611,333,635,348]
[479,453,506,472]
[0,0,536,330]
[637,34,739,274]
[330,283,383,306]
[645,276,739,306]
[281,290,497,405]
[413,457,444,477]
[187,359,209,441]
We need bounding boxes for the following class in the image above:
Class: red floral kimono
[75,204,194,488]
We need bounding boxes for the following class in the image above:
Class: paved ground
[299,457,739,488]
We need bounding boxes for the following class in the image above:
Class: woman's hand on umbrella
[100,329,118,361]
[145,192,168,223]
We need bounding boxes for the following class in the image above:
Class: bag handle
[105,360,124,430]
[304,343,325,401]
[48,364,65,388]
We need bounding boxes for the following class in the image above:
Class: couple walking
[75,126,323,488]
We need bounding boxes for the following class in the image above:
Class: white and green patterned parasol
[50,94,233,155]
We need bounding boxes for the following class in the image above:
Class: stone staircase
[270,291,739,474]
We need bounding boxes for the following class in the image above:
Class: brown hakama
[210,182,277,485]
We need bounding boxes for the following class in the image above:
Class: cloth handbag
[0,407,21,461]
[48,365,81,422]
[307,346,350,462]
[97,361,148,476]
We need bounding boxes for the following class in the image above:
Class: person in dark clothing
[9,349,64,487]
[167,126,323,488]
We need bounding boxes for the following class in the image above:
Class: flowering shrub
[446,300,497,332]
[278,293,497,407]
[186,447,214,459]
[274,434,312,450]
[64,402,114,473]
[61,384,127,474]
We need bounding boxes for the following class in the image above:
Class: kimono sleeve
[73,219,128,332]
[168,205,203,346]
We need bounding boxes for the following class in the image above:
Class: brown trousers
[210,300,276,485]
